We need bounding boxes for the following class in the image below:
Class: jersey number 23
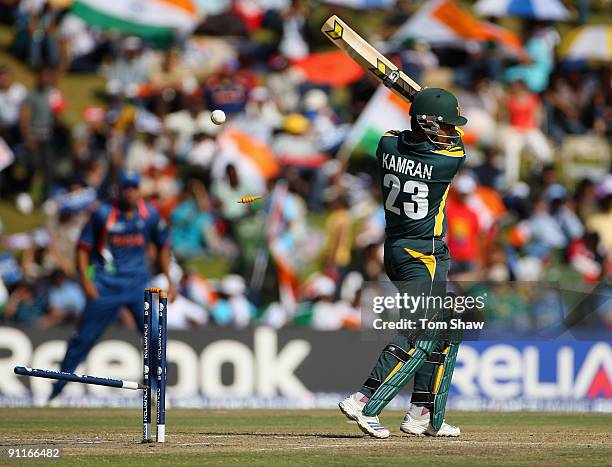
[383,174,428,220]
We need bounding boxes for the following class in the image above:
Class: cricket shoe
[400,404,460,437]
[339,393,390,439]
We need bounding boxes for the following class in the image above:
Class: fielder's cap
[119,171,141,188]
[411,88,468,126]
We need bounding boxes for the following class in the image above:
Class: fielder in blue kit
[49,172,175,401]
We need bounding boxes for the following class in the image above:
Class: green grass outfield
[0,409,610,466]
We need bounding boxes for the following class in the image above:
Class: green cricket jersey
[376,130,466,240]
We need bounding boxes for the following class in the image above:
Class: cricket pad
[431,341,460,431]
[362,340,437,417]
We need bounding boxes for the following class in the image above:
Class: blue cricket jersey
[78,200,169,282]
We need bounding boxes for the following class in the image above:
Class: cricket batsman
[339,88,467,438]
[48,171,175,402]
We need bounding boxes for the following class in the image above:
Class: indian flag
[339,86,411,159]
[72,0,200,46]
[393,0,524,57]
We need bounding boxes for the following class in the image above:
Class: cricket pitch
[0,409,610,466]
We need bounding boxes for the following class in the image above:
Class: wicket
[14,287,169,444]
[143,287,168,443]
[143,289,153,442]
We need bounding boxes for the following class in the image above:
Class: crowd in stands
[0,0,610,331]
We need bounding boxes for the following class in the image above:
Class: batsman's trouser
[359,237,451,405]
[50,274,149,399]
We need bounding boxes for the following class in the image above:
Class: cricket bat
[321,15,421,102]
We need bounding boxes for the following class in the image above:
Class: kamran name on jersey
[382,153,433,180]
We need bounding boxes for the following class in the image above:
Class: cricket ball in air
[211,109,226,125]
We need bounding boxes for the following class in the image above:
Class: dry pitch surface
[0,409,610,466]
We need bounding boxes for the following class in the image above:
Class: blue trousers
[50,275,152,399]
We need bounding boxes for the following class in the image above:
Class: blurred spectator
[19,66,56,199]
[266,54,303,113]
[484,243,510,282]
[504,23,557,93]
[303,88,348,153]
[361,242,385,282]
[4,280,46,325]
[211,163,256,240]
[0,65,26,145]
[25,1,63,69]
[295,274,344,330]
[45,179,96,277]
[209,275,256,328]
[527,198,567,253]
[473,146,503,190]
[399,38,438,84]
[549,194,584,246]
[458,75,500,148]
[165,293,208,330]
[446,175,482,277]
[149,48,189,92]
[233,86,283,144]
[586,191,612,252]
[180,271,219,312]
[21,238,54,282]
[574,178,598,221]
[501,80,552,186]
[0,252,23,287]
[153,269,209,329]
[205,62,250,115]
[322,194,352,283]
[58,13,103,73]
[587,68,611,137]
[165,100,211,162]
[307,276,342,330]
[185,112,221,178]
[125,125,167,173]
[273,113,319,163]
[39,269,85,329]
[259,177,311,310]
[72,106,109,167]
[568,232,605,282]
[277,0,310,61]
[468,181,506,247]
[543,70,592,142]
[171,179,218,259]
[104,36,150,97]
